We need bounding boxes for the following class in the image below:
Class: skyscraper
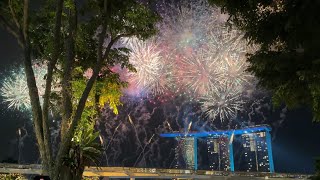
[207,136,230,171]
[255,132,270,172]
[241,132,270,172]
[175,137,196,169]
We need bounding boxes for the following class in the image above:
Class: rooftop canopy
[160,124,272,138]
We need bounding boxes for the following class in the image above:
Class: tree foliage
[0,0,160,179]
[209,0,320,121]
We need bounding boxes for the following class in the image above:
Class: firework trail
[98,96,202,167]
[134,134,155,167]
[185,122,192,135]
[166,121,173,132]
[97,97,159,166]
[127,114,145,163]
[105,122,122,152]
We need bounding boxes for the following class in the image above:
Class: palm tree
[63,128,103,180]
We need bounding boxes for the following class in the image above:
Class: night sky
[1,26,320,174]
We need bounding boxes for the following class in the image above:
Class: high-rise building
[241,132,270,172]
[255,132,270,172]
[242,133,257,172]
[207,136,230,171]
[175,137,196,169]
[207,137,219,170]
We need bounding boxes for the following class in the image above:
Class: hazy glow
[119,0,256,121]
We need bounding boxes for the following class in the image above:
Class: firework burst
[0,63,48,111]
[125,37,170,97]
[174,49,221,97]
[1,71,30,110]
[200,84,244,122]
[205,29,254,87]
[116,0,257,121]
[157,0,223,52]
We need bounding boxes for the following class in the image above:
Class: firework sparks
[174,49,221,97]
[154,0,254,106]
[157,0,222,52]
[206,29,254,87]
[1,63,48,111]
[1,72,29,110]
[125,37,169,96]
[200,84,244,122]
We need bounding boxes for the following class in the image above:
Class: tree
[208,0,320,121]
[0,0,159,179]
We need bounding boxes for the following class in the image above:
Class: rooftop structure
[160,124,274,173]
[160,125,272,138]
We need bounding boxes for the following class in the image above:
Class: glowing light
[174,49,221,97]
[157,0,253,121]
[111,0,257,122]
[125,37,169,96]
[200,84,244,121]
[0,63,48,111]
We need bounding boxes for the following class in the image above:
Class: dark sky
[1,28,320,173]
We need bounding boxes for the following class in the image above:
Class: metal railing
[0,163,312,179]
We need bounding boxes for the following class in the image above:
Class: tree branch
[23,0,29,42]
[22,0,48,174]
[52,1,110,178]
[61,1,77,141]
[42,0,64,175]
[0,14,22,46]
[8,0,21,29]
[102,33,135,60]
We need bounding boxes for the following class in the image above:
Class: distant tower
[242,132,273,172]
[242,133,257,172]
[207,137,219,170]
[255,132,271,172]
[175,137,197,170]
[207,136,231,171]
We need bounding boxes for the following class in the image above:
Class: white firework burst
[206,28,254,87]
[219,55,253,86]
[174,49,221,97]
[200,84,244,122]
[1,72,29,110]
[125,37,168,96]
[0,63,48,111]
[158,0,223,52]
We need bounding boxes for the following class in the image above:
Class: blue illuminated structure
[160,125,274,173]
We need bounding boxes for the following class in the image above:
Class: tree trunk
[52,7,109,178]
[41,0,64,176]
[61,1,77,141]
[22,0,49,173]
